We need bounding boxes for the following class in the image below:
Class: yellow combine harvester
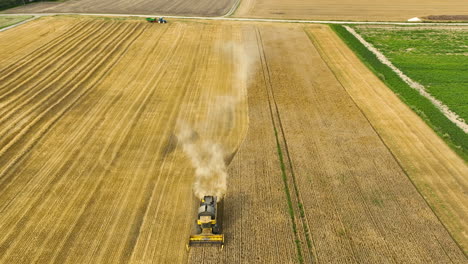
[188,196,224,248]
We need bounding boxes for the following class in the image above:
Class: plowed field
[235,0,468,21]
[3,0,236,16]
[1,16,466,263]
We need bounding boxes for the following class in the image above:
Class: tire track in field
[254,26,317,264]
[0,21,126,179]
[0,22,147,262]
[156,24,224,261]
[0,20,107,102]
[51,24,194,264]
[0,89,122,215]
[59,25,174,264]
[0,21,142,195]
[0,21,115,125]
[0,19,91,83]
[127,24,212,263]
[0,21,152,260]
[261,26,394,262]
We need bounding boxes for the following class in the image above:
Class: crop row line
[0,22,143,195]
[255,27,316,264]
[0,20,101,101]
[0,22,146,261]
[0,20,92,83]
[0,21,125,167]
[0,21,117,129]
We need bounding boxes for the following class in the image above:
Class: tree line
[0,0,39,11]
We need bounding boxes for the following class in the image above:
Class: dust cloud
[176,40,257,201]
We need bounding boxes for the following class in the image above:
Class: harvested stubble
[0,16,248,263]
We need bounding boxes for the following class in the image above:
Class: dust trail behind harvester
[176,40,257,201]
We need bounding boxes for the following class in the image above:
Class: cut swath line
[344,26,468,134]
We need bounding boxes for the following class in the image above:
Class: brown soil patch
[235,0,468,21]
[425,15,468,21]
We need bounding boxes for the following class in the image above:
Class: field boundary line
[0,15,37,32]
[255,26,303,263]
[224,0,241,17]
[255,26,318,263]
[344,26,468,133]
[1,13,468,26]
[304,28,422,262]
[329,24,468,159]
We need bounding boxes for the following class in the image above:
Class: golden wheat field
[0,16,466,263]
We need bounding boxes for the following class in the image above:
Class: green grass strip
[273,128,304,263]
[0,16,33,30]
[330,24,468,161]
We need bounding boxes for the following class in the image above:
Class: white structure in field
[408,17,422,22]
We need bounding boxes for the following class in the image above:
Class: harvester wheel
[213,224,220,234]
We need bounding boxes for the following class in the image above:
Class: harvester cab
[188,196,224,249]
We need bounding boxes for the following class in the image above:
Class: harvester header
[188,196,224,248]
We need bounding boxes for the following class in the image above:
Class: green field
[354,26,468,121]
[332,25,468,160]
[0,15,32,29]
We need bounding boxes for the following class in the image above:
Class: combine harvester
[188,196,224,249]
